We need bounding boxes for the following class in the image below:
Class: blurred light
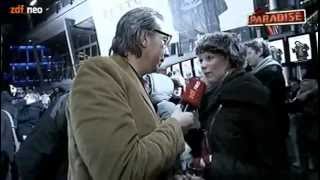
[10,62,55,67]
[30,0,37,6]
[300,0,311,5]
[46,8,50,11]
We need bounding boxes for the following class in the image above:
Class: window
[181,60,193,79]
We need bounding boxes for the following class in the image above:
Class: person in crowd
[285,78,302,169]
[1,105,19,180]
[15,80,73,180]
[16,80,73,143]
[287,79,318,172]
[195,32,285,180]
[68,7,194,180]
[243,39,289,170]
[50,79,74,102]
[40,93,51,109]
[144,72,176,119]
[16,94,44,142]
[1,82,20,180]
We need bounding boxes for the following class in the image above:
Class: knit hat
[195,32,244,68]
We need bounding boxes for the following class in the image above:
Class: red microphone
[181,77,207,111]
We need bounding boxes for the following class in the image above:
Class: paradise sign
[248,9,306,26]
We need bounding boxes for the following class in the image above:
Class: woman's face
[198,52,230,85]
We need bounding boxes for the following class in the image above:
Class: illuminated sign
[248,9,306,26]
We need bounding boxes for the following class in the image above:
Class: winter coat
[199,70,285,180]
[252,56,289,169]
[252,56,289,139]
[68,55,185,180]
[16,101,44,141]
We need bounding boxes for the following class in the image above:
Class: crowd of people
[1,7,318,180]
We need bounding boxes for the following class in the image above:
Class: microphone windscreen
[181,77,206,109]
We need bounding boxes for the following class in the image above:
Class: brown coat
[68,56,185,180]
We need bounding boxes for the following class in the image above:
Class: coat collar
[111,55,158,118]
[200,70,245,115]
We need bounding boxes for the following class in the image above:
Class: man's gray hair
[109,7,163,57]
[243,38,271,58]
[195,32,244,68]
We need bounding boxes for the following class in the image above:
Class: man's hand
[171,105,194,133]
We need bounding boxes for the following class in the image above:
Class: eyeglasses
[153,29,172,46]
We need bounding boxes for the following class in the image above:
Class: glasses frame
[153,29,172,46]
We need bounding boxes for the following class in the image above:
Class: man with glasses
[68,7,194,180]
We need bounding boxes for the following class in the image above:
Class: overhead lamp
[29,0,37,6]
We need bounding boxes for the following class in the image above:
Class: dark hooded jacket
[252,57,289,169]
[252,56,289,141]
[199,70,285,180]
[16,93,69,180]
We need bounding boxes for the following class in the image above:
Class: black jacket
[16,94,69,180]
[254,64,289,170]
[17,101,44,141]
[199,70,285,180]
[254,64,289,139]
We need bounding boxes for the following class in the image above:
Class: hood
[147,73,174,104]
